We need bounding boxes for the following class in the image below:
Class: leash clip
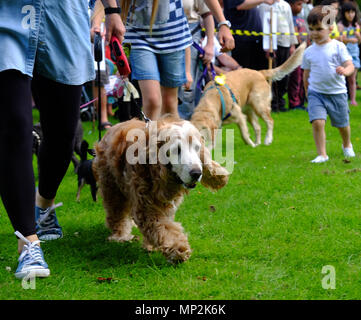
[142,111,151,128]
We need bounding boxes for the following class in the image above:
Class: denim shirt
[0,0,95,85]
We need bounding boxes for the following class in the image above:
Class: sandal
[100,121,112,131]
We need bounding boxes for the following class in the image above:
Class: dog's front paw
[164,243,192,264]
[201,162,229,191]
[107,233,134,242]
[264,136,273,145]
[142,241,155,252]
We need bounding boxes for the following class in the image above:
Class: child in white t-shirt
[301,6,356,163]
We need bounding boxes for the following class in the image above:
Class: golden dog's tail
[260,42,307,81]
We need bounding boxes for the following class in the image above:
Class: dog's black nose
[189,169,202,181]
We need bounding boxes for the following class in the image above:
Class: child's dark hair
[320,0,338,6]
[286,0,303,5]
[307,5,334,26]
[340,2,358,27]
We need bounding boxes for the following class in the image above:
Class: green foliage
[1,95,361,299]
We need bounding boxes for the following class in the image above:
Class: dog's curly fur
[92,115,229,263]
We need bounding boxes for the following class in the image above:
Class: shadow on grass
[8,224,177,273]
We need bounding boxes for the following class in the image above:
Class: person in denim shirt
[0,0,125,279]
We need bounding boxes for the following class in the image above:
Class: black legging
[0,69,82,237]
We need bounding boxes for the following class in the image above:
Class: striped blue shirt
[124,0,192,54]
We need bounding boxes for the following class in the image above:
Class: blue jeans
[130,48,186,88]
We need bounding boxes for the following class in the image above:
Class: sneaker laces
[15,231,43,264]
[36,202,63,230]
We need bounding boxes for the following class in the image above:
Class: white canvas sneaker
[342,144,355,158]
[311,155,329,163]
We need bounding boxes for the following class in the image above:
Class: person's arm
[303,69,310,97]
[332,22,345,43]
[295,24,301,45]
[213,64,225,75]
[236,0,276,10]
[337,23,348,44]
[90,1,106,41]
[216,53,241,72]
[184,47,193,90]
[287,4,297,47]
[201,13,215,65]
[100,0,126,43]
[355,23,361,44]
[336,60,355,77]
[203,0,235,52]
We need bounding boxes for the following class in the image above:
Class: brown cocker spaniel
[93,115,229,263]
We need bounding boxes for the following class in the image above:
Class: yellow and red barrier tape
[203,28,361,38]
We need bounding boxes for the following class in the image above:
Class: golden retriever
[191,42,306,148]
[92,115,229,263]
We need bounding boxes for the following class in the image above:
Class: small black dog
[76,140,97,202]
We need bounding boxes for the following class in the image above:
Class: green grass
[2,91,361,300]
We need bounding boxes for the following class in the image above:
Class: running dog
[191,42,306,148]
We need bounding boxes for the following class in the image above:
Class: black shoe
[271,105,288,112]
[278,106,288,112]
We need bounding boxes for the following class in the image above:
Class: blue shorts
[130,49,187,88]
[308,90,350,128]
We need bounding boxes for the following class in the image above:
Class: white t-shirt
[183,0,210,23]
[201,36,223,64]
[301,39,352,94]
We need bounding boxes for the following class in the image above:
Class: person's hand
[265,49,276,60]
[90,25,106,42]
[349,38,358,44]
[104,13,126,44]
[218,25,235,52]
[201,42,214,65]
[336,66,346,75]
[289,44,295,55]
[184,71,193,90]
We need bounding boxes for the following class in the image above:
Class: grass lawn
[1,89,361,300]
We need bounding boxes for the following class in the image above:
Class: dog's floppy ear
[199,143,229,191]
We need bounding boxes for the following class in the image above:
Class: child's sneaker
[14,231,50,279]
[311,155,329,163]
[342,144,355,157]
[35,203,63,241]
